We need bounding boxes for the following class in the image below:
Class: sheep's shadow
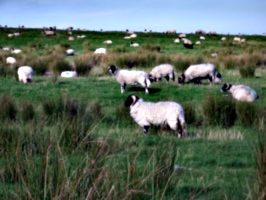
[128,86,161,94]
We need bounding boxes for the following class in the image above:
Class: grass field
[0,27,266,199]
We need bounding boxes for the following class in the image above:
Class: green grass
[0,27,266,199]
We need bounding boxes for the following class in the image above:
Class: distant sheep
[42,29,56,36]
[130,41,139,47]
[178,63,222,85]
[66,49,75,56]
[6,57,16,64]
[196,41,201,45]
[221,83,259,102]
[149,64,175,82]
[94,48,107,54]
[221,37,226,41]
[17,66,33,83]
[124,94,186,137]
[166,29,176,34]
[179,33,186,39]
[60,71,77,78]
[103,40,112,44]
[200,36,205,40]
[174,38,180,43]
[0,47,10,51]
[109,65,151,94]
[11,48,22,54]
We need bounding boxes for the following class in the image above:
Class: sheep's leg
[143,126,149,135]
[171,73,175,81]
[165,75,170,82]
[144,79,149,94]
[121,83,126,93]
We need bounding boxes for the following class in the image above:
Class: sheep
[103,40,112,44]
[124,94,186,137]
[17,66,34,83]
[149,64,175,82]
[94,47,107,54]
[183,38,193,49]
[42,29,56,36]
[178,63,222,85]
[77,35,86,39]
[108,65,151,94]
[66,49,75,56]
[200,36,205,40]
[6,57,16,64]
[11,48,22,54]
[166,29,176,34]
[179,33,186,39]
[221,83,259,102]
[221,37,226,41]
[0,46,10,51]
[174,38,180,43]
[130,41,139,47]
[196,41,201,45]
[60,71,77,78]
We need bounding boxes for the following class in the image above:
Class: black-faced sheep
[178,63,222,85]
[66,49,75,56]
[17,66,33,83]
[124,94,186,137]
[221,83,259,102]
[149,64,175,82]
[109,65,150,94]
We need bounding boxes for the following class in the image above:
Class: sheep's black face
[109,65,117,75]
[124,95,139,107]
[148,74,155,82]
[221,83,231,92]
[178,74,185,84]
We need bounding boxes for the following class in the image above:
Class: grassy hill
[0,27,266,199]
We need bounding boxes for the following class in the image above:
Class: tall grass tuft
[202,94,236,127]
[239,63,256,78]
[74,54,95,76]
[236,102,258,126]
[183,102,197,125]
[0,94,17,121]
[20,100,35,122]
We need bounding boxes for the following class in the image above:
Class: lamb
[94,48,107,54]
[6,57,16,64]
[108,65,151,94]
[66,49,75,56]
[183,38,193,49]
[124,94,186,137]
[17,66,34,83]
[103,40,112,44]
[149,64,175,82]
[221,83,259,102]
[178,63,222,85]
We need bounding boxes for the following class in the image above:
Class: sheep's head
[148,74,155,82]
[108,65,118,75]
[178,73,185,84]
[221,83,232,92]
[124,95,140,107]
[215,72,223,83]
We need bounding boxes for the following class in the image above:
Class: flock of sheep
[2,29,259,137]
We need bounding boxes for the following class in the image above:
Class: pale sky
[1,0,265,35]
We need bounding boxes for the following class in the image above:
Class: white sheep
[103,40,112,44]
[0,46,10,51]
[6,57,16,64]
[66,49,75,56]
[124,94,186,137]
[221,37,226,41]
[149,64,175,82]
[196,41,201,45]
[221,83,259,102]
[183,38,193,49]
[94,47,107,54]
[174,38,180,43]
[130,42,139,47]
[17,66,34,83]
[166,29,176,34]
[178,63,222,85]
[108,65,151,94]
[60,71,77,78]
[200,36,205,40]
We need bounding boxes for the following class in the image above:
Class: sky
[1,0,265,35]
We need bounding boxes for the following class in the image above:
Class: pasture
[0,27,266,199]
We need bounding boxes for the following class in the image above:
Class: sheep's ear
[124,95,139,107]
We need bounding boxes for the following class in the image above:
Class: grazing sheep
[6,57,16,64]
[60,71,77,78]
[66,49,75,56]
[196,41,201,45]
[130,41,139,47]
[11,48,22,54]
[77,35,86,39]
[179,33,186,39]
[178,63,222,85]
[183,38,193,49]
[42,29,56,36]
[221,37,226,41]
[108,65,151,94]
[221,83,259,102]
[17,66,33,83]
[211,53,218,57]
[94,48,107,54]
[124,94,186,137]
[0,46,10,51]
[200,36,205,40]
[149,64,175,82]
[13,32,20,37]
[8,33,14,38]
